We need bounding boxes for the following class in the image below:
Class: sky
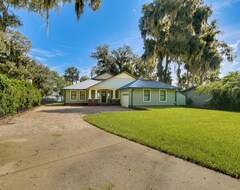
[12,0,240,78]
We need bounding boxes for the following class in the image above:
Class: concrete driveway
[0,106,239,190]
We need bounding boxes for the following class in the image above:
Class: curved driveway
[0,106,239,190]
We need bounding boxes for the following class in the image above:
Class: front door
[101,91,107,103]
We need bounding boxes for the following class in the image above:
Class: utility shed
[182,86,211,108]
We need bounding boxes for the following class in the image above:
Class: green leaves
[7,0,102,21]
[64,66,80,84]
[139,0,234,87]
[197,71,240,111]
[91,44,145,78]
[0,74,41,117]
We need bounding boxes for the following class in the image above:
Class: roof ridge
[129,79,140,86]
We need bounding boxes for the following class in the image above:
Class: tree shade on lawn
[84,107,240,178]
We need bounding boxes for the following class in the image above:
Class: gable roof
[63,79,101,90]
[92,72,113,80]
[89,71,136,89]
[181,86,197,93]
[119,79,178,90]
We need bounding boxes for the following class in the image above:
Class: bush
[0,74,41,118]
[186,98,193,105]
[197,71,240,111]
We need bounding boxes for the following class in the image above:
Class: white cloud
[30,48,65,58]
[218,23,240,43]
[220,40,240,76]
[79,65,94,77]
[50,63,69,72]
[206,0,240,12]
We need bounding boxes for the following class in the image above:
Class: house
[182,86,211,108]
[63,72,186,107]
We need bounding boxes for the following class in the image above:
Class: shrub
[0,74,41,118]
[197,71,240,111]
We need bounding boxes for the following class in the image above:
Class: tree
[64,67,80,84]
[91,45,113,76]
[197,71,240,111]
[52,71,69,98]
[0,0,64,97]
[139,0,234,87]
[30,61,55,96]
[7,0,102,22]
[0,0,22,31]
[91,44,146,78]
[80,76,89,82]
[0,30,32,80]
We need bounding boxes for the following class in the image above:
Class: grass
[84,106,240,178]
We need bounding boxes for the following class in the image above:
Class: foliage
[139,0,234,86]
[186,98,193,105]
[52,71,69,96]
[197,71,240,111]
[0,0,22,31]
[0,2,59,96]
[91,44,146,78]
[31,62,56,96]
[64,66,80,84]
[80,75,89,82]
[0,74,41,117]
[7,0,102,22]
[84,107,240,178]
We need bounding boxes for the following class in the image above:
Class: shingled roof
[119,79,178,90]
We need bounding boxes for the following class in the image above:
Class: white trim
[159,89,167,102]
[143,89,151,102]
[70,90,78,101]
[79,90,86,101]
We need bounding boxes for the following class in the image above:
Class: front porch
[87,89,120,106]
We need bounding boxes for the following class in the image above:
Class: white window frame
[79,90,86,101]
[70,90,77,101]
[159,89,167,102]
[143,89,151,102]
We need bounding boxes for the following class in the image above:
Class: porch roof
[63,80,101,90]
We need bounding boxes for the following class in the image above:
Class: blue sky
[13,0,240,78]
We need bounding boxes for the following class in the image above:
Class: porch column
[88,89,92,106]
[94,89,98,105]
[112,90,117,105]
[112,90,116,99]
[88,89,91,99]
[94,90,98,99]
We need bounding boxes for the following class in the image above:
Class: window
[143,89,151,102]
[160,89,167,102]
[70,91,77,101]
[80,90,86,101]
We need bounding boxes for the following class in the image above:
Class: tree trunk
[163,55,170,83]
[157,59,163,81]
[177,61,182,88]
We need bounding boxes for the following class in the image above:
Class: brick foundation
[112,99,117,105]
[94,99,99,106]
[88,99,93,106]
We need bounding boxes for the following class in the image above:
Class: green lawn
[84,107,240,178]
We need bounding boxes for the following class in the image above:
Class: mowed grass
[84,107,240,178]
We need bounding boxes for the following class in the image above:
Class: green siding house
[63,72,186,107]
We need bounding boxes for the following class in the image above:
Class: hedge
[0,74,41,118]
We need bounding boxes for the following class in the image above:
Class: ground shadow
[39,106,131,115]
